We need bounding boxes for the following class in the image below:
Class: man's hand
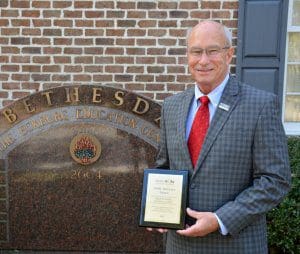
[177,208,219,237]
[146,227,168,233]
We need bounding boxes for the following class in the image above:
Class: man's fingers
[146,227,168,233]
[177,224,199,237]
[186,207,202,219]
[177,211,219,237]
[157,228,168,233]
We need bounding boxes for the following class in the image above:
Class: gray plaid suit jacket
[156,76,291,254]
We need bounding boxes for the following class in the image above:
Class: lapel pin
[218,103,230,111]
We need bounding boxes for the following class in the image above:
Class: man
[151,20,291,253]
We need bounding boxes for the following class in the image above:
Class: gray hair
[223,25,232,47]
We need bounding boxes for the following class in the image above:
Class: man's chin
[195,79,211,87]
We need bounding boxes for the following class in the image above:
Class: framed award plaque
[139,169,189,229]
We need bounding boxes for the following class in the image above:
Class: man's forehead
[188,28,226,45]
[191,25,224,37]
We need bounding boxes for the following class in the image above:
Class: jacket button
[190,183,196,189]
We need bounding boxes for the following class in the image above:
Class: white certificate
[144,173,183,224]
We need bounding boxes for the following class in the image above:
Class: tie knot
[200,96,209,105]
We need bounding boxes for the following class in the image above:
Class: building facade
[0,0,298,135]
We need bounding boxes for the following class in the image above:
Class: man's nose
[197,52,210,64]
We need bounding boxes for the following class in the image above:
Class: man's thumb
[186,207,199,219]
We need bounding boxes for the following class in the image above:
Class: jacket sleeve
[215,95,291,236]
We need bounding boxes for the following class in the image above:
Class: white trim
[283,0,300,135]
[287,0,294,26]
[287,26,300,32]
[284,123,300,136]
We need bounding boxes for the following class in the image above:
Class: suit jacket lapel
[193,77,240,175]
[178,88,194,170]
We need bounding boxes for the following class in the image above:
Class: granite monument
[0,85,164,253]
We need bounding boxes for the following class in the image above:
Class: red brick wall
[0,0,239,107]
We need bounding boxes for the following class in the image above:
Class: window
[283,0,300,135]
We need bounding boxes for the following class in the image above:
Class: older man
[151,20,291,254]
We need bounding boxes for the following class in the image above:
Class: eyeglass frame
[188,46,231,58]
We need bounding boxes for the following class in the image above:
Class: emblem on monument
[70,133,101,165]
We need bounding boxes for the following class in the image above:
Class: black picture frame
[139,168,189,229]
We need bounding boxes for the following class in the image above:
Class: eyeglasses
[189,46,230,57]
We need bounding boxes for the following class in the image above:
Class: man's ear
[226,47,235,64]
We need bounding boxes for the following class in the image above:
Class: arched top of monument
[0,84,162,133]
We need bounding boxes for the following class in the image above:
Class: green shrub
[267,137,300,254]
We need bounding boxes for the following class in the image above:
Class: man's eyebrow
[189,47,202,50]
[189,45,220,50]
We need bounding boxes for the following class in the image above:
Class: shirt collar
[194,74,229,107]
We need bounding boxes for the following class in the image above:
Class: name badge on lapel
[218,103,230,111]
